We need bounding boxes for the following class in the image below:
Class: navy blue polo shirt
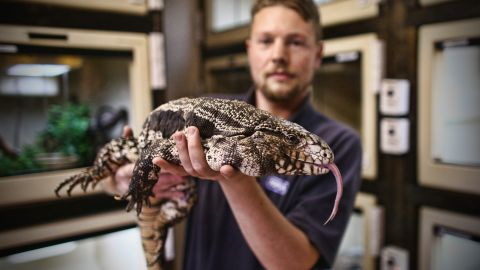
[183,90,362,269]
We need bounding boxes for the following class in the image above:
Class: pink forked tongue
[324,163,343,225]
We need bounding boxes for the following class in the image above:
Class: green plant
[0,146,42,176]
[37,103,94,165]
[1,103,95,177]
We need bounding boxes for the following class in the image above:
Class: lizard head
[251,117,336,176]
[248,116,343,224]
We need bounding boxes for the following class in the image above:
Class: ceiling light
[7,64,70,77]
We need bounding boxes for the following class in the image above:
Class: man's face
[247,5,323,103]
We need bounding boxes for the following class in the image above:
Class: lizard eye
[286,134,300,145]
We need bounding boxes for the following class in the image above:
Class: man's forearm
[218,173,319,270]
[168,127,320,268]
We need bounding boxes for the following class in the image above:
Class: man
[107,0,362,269]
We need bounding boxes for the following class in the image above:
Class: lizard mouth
[292,161,343,225]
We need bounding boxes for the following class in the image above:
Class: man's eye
[258,38,273,45]
[288,40,305,47]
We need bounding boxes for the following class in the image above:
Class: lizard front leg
[55,137,139,197]
[123,138,181,214]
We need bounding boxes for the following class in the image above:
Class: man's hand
[102,126,188,201]
[152,126,255,184]
[102,126,135,195]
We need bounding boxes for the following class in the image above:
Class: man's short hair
[251,0,323,41]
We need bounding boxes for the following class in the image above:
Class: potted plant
[35,103,95,170]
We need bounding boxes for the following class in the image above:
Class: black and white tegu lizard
[55,96,343,270]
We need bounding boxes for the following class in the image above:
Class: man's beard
[259,82,305,104]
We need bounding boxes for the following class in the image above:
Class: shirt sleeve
[285,127,362,268]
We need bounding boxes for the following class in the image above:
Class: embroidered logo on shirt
[264,176,290,196]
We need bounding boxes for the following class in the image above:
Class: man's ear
[314,41,324,69]
[245,38,251,52]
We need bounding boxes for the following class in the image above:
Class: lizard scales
[55,96,343,270]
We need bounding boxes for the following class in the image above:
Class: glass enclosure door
[0,46,132,177]
[0,227,147,270]
[210,0,252,33]
[317,33,382,179]
[204,54,251,95]
[418,18,480,194]
[431,226,480,270]
[430,39,480,167]
[312,54,362,133]
[0,25,150,206]
[333,193,381,270]
[207,66,252,95]
[419,207,480,270]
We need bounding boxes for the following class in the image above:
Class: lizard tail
[137,203,168,270]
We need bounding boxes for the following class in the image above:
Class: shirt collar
[243,87,317,128]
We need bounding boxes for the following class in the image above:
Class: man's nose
[271,39,288,65]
